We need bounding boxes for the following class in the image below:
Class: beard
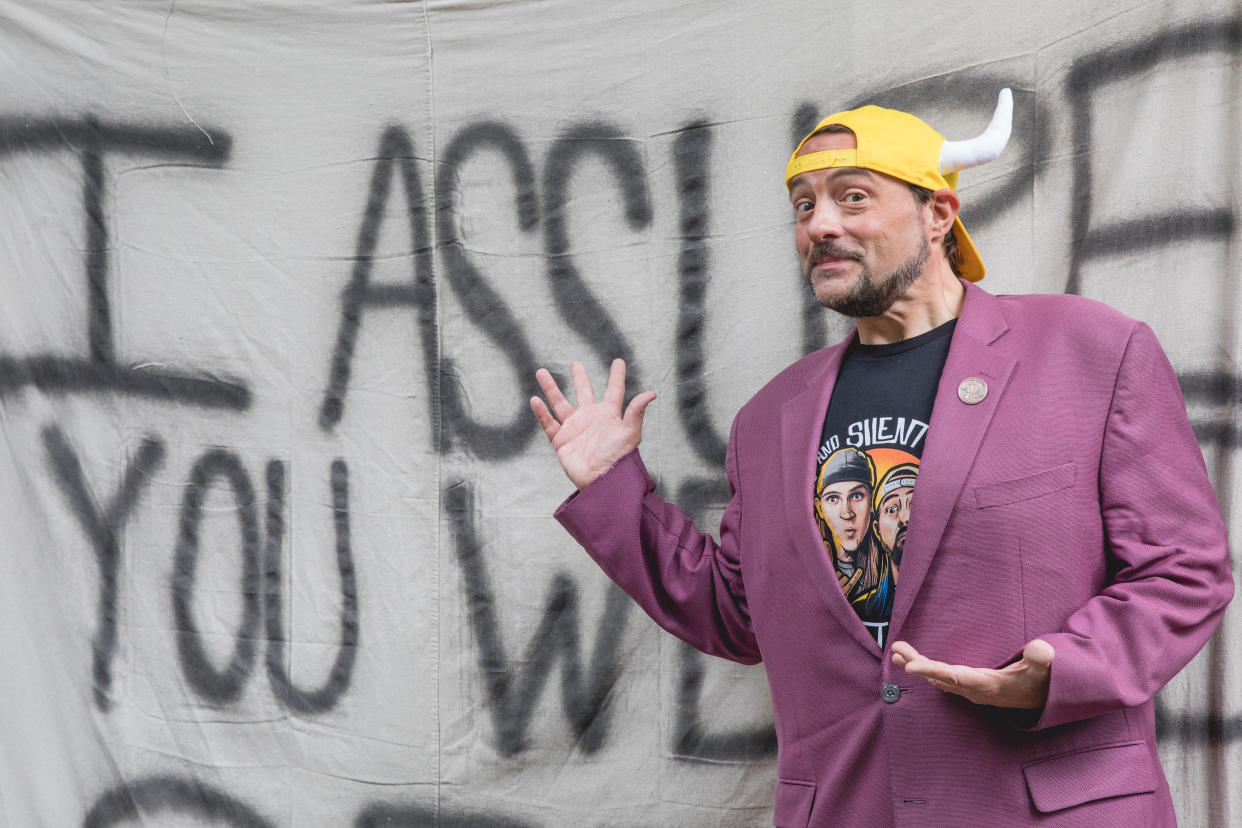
[805,236,929,318]
[888,526,906,567]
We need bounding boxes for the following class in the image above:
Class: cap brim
[952,216,985,282]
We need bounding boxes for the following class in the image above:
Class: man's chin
[809,274,862,312]
[817,290,894,318]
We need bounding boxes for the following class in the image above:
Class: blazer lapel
[886,282,1015,645]
[780,332,885,656]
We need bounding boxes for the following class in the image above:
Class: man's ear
[927,188,960,243]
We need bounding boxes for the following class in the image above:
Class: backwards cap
[876,462,919,504]
[818,447,875,490]
[785,89,1013,283]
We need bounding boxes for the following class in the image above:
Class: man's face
[877,485,913,552]
[789,132,931,317]
[819,480,871,554]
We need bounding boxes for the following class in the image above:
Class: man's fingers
[891,642,954,684]
[1023,638,1055,670]
[529,396,560,442]
[602,358,627,408]
[892,643,961,686]
[623,390,657,426]
[906,658,956,683]
[890,641,920,667]
[571,361,596,406]
[536,367,575,421]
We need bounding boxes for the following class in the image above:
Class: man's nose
[808,202,845,240]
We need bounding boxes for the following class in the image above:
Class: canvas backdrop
[1,1,1239,825]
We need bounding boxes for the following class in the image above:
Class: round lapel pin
[958,377,988,405]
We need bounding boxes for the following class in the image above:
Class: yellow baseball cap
[785,98,1011,283]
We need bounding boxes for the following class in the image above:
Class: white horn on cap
[938,88,1013,174]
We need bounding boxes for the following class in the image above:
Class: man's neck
[854,269,966,345]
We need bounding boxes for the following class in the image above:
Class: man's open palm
[530,359,657,490]
[890,638,1054,710]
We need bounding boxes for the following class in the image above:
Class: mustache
[809,242,862,262]
[891,525,907,550]
[878,521,908,548]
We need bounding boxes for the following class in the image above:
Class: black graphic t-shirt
[813,319,956,648]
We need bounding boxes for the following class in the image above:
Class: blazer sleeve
[553,416,761,664]
[1029,321,1234,729]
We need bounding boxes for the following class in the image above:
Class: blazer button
[881,683,901,703]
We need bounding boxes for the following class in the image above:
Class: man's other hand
[890,638,1054,710]
[530,359,657,490]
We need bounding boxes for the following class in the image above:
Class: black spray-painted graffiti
[318,126,440,441]
[673,121,729,467]
[172,449,264,705]
[446,481,630,756]
[42,426,359,714]
[84,774,536,828]
[0,118,248,409]
[264,459,360,713]
[1064,18,1241,297]
[84,776,274,828]
[41,425,167,711]
[4,15,1242,827]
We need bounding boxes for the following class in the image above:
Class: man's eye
[843,192,866,204]
[795,201,813,214]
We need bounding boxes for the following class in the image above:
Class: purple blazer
[556,282,1233,827]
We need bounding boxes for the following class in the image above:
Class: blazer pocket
[773,779,816,828]
[974,462,1075,509]
[1022,740,1156,813]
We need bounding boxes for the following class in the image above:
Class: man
[875,462,916,562]
[530,91,1232,825]
[814,447,876,581]
[815,447,874,563]
[815,447,896,645]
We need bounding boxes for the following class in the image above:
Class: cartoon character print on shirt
[814,422,924,648]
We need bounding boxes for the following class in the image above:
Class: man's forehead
[881,485,913,502]
[788,164,878,192]
[799,130,857,154]
[823,480,869,494]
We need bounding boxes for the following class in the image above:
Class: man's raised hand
[530,359,657,490]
